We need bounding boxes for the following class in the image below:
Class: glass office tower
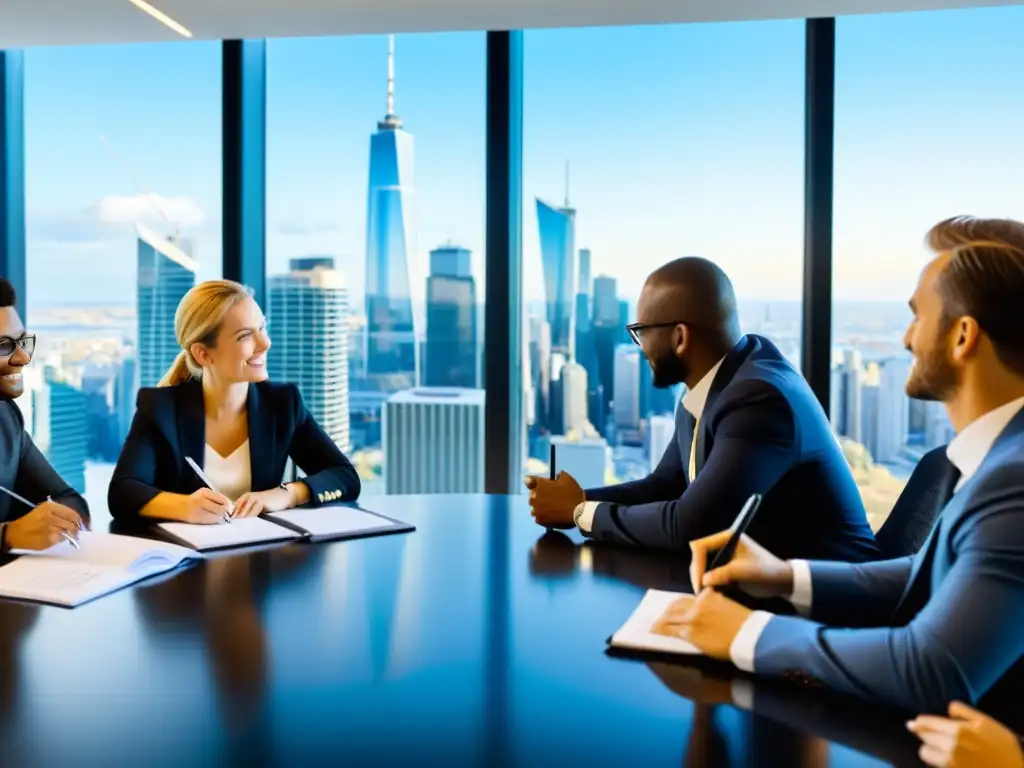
[425,245,477,388]
[268,257,352,454]
[136,224,197,389]
[536,198,576,356]
[364,35,417,393]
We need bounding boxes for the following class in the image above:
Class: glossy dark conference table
[0,495,924,767]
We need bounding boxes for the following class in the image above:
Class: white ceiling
[0,0,1020,48]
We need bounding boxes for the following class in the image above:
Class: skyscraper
[137,223,197,388]
[875,357,911,463]
[560,360,588,434]
[536,197,576,355]
[115,350,137,444]
[425,245,477,388]
[578,248,592,298]
[648,414,676,473]
[591,274,619,431]
[843,349,864,443]
[613,344,641,431]
[28,367,88,494]
[364,34,417,394]
[383,388,485,494]
[268,257,351,454]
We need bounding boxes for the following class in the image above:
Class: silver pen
[0,485,81,549]
[184,456,234,521]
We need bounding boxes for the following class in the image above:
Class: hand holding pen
[0,485,87,551]
[181,457,234,524]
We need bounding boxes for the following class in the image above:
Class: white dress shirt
[573,356,727,534]
[728,395,1024,673]
[203,440,252,502]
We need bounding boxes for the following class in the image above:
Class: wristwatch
[573,502,586,530]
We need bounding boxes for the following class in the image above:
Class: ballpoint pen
[184,456,234,521]
[0,485,81,549]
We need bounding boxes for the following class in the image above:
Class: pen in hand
[0,485,82,549]
[184,456,234,522]
[693,493,763,595]
[47,496,81,550]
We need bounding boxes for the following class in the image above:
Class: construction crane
[98,134,181,243]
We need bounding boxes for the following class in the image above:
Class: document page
[0,558,142,607]
[158,516,301,551]
[10,532,198,573]
[266,505,395,539]
[609,589,702,656]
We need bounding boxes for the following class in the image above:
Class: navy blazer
[0,400,89,523]
[585,335,880,562]
[753,405,1024,714]
[108,380,361,520]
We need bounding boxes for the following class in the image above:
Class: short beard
[905,317,959,402]
[650,352,688,389]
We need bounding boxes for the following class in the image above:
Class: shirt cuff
[729,610,773,673]
[575,501,600,534]
[788,559,813,617]
[730,678,755,711]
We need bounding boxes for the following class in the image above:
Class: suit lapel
[693,335,756,474]
[177,380,207,486]
[891,408,1024,623]
[246,383,275,491]
[891,459,961,624]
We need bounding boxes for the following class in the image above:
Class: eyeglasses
[0,334,36,358]
[626,322,687,347]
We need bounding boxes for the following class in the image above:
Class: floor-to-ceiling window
[832,5,1024,527]
[266,34,486,496]
[522,21,805,491]
[23,41,222,516]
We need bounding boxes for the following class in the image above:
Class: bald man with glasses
[525,257,879,563]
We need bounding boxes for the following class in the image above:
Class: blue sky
[21,5,1024,310]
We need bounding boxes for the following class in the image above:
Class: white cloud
[94,194,207,229]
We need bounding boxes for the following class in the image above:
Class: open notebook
[607,589,702,656]
[158,504,414,551]
[0,531,200,608]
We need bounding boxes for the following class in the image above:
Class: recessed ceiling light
[126,0,193,38]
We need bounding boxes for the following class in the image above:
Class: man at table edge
[654,215,1024,715]
[0,277,90,551]
[524,256,880,564]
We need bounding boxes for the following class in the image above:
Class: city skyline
[22,5,1024,314]
[13,5,1018,517]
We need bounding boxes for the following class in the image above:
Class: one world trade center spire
[364,34,417,393]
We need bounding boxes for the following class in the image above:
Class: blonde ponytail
[157,280,253,388]
[158,349,198,387]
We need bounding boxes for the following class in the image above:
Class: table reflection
[0,603,40,725]
[132,546,322,732]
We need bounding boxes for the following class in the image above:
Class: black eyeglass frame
[625,321,689,347]
[0,334,36,358]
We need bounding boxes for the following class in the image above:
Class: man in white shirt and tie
[655,215,1024,715]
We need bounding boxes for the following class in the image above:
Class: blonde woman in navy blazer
[109,280,360,522]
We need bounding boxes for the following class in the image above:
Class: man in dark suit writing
[0,278,89,550]
[525,257,879,562]
[656,216,1024,714]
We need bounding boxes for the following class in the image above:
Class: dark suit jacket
[0,399,89,525]
[754,406,1024,714]
[585,335,880,562]
[107,380,360,520]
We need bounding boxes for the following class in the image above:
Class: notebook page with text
[265,505,397,539]
[158,516,301,551]
[0,558,139,607]
[10,531,199,574]
[608,589,702,656]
